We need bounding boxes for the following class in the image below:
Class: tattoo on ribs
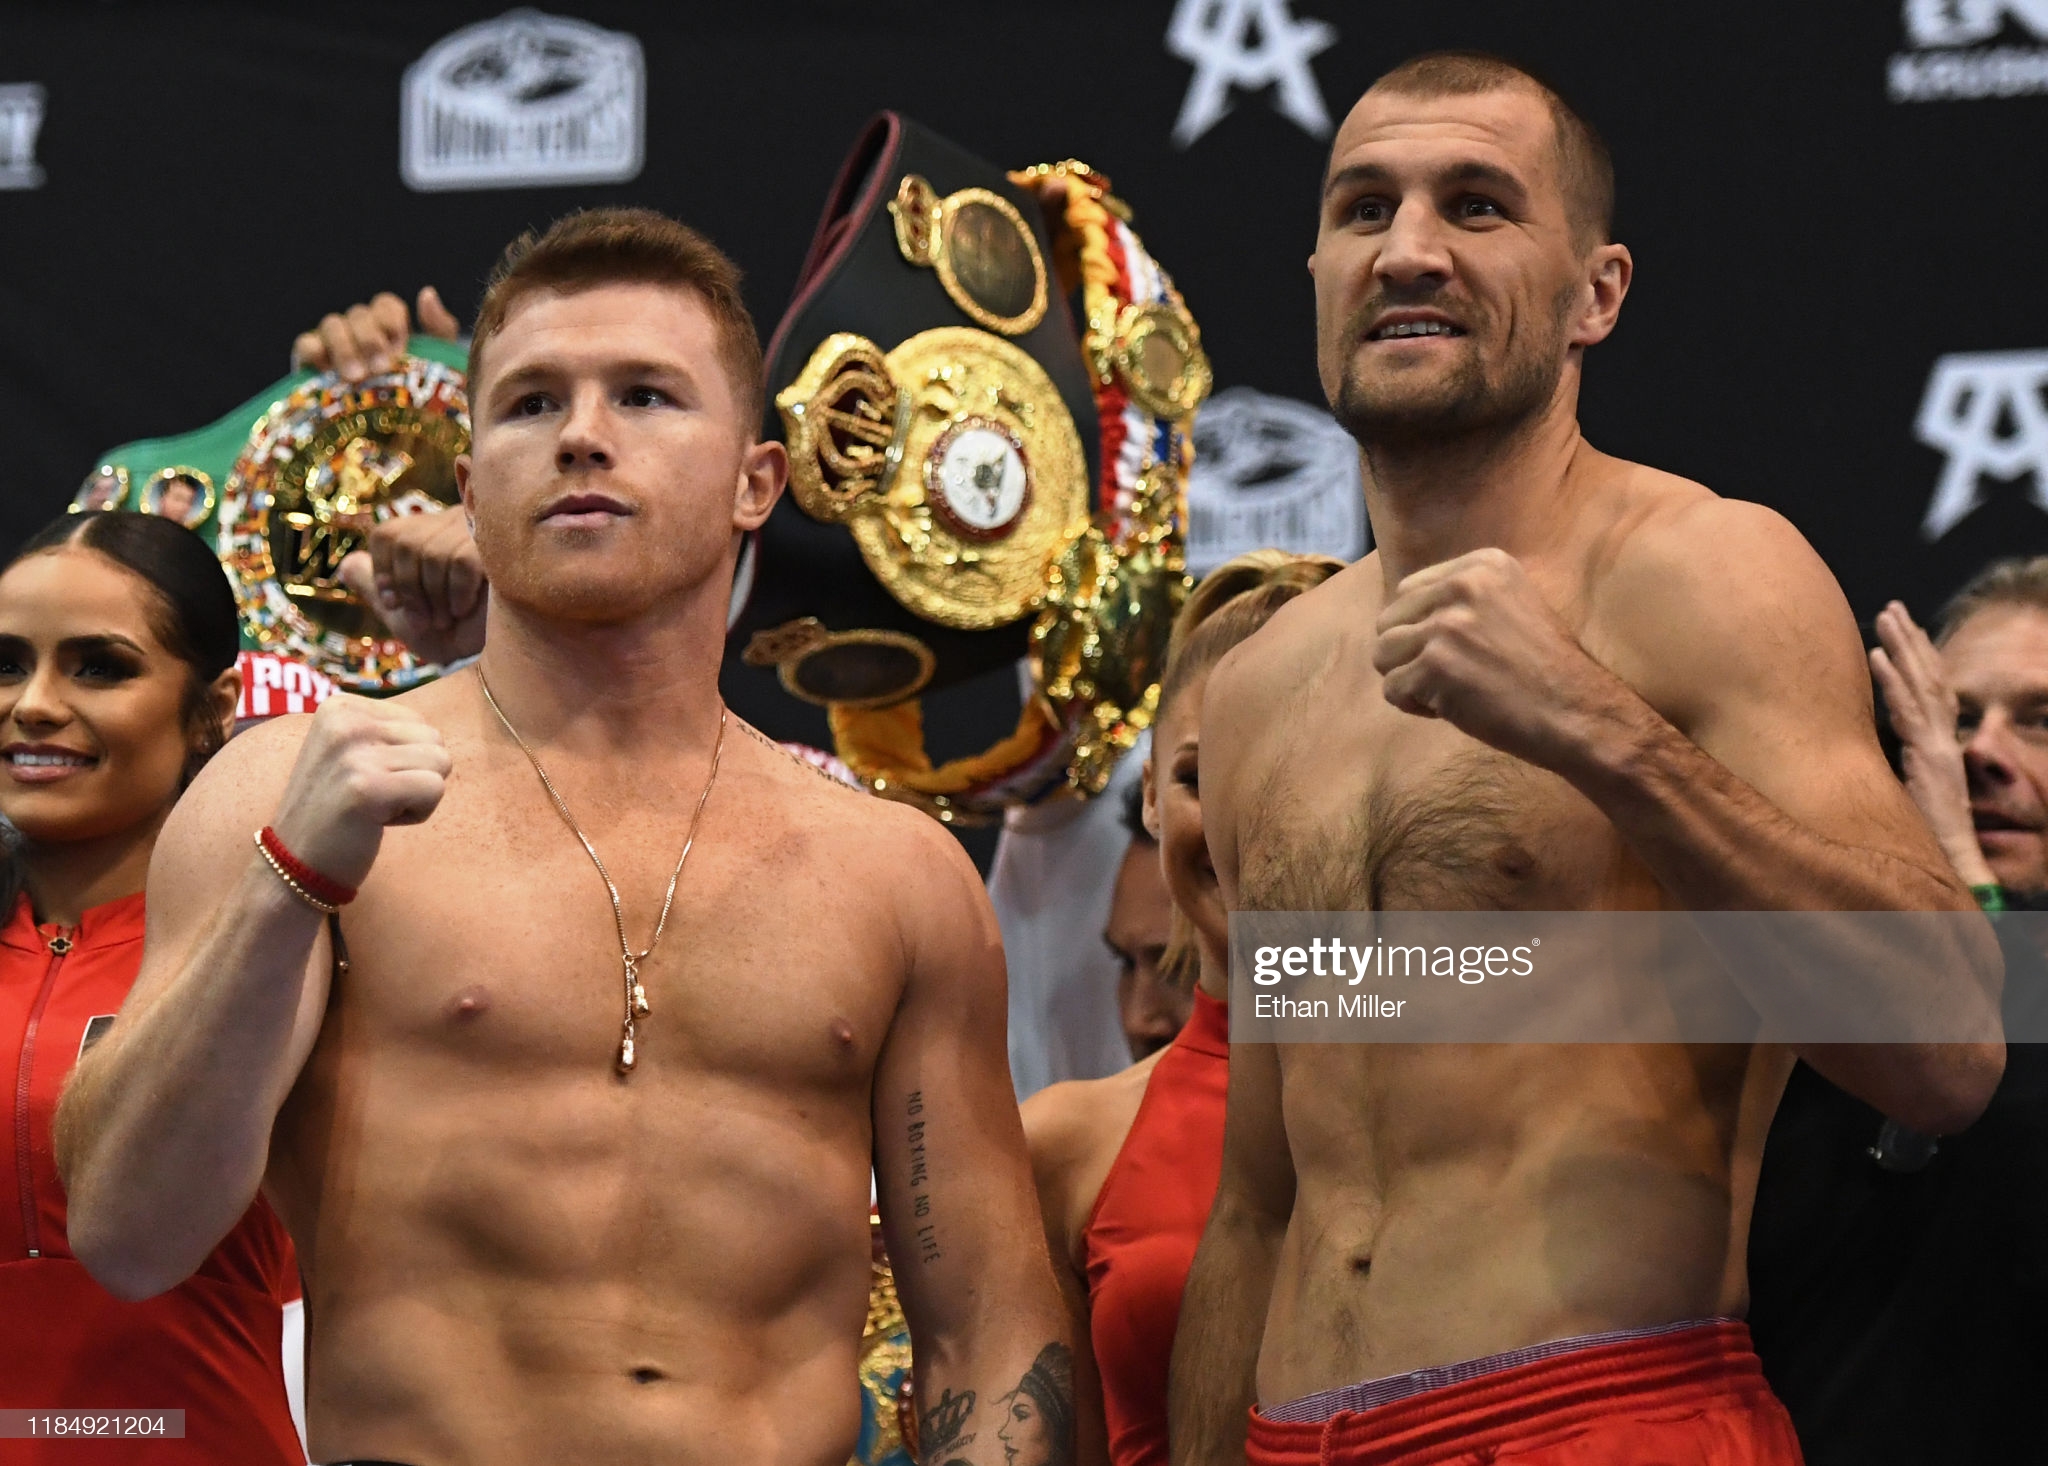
[907,1088,941,1263]
[918,1385,976,1463]
[995,1344,1077,1466]
[919,1345,1076,1466]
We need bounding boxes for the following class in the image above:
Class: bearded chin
[1333,345,1562,454]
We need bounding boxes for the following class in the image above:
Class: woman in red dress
[0,510,305,1463]
[1022,551,1343,1466]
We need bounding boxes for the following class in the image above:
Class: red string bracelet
[257,826,358,909]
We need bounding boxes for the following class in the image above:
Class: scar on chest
[446,985,493,1021]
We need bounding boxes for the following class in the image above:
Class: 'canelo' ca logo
[402,9,644,191]
[1914,349,2048,538]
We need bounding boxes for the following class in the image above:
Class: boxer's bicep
[872,823,1060,1346]
[1622,500,1942,864]
[119,719,334,1073]
[73,719,330,1100]
[873,821,1073,1461]
[54,719,335,1295]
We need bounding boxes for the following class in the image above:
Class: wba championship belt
[81,337,471,711]
[729,115,1207,823]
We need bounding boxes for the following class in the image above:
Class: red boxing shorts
[1246,1318,1803,1465]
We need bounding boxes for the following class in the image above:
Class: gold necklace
[476,666,727,1076]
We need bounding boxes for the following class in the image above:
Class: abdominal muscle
[270,1028,878,1466]
[1255,1039,1786,1406]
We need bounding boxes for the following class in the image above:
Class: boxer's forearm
[1566,704,2004,1132]
[913,1331,1075,1466]
[56,859,324,1299]
[1565,693,1964,911]
[1167,1195,1282,1466]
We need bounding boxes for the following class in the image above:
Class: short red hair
[468,207,764,427]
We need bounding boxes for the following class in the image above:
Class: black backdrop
[4,1,2047,778]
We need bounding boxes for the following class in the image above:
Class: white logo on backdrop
[1186,387,1368,574]
[1891,0,2048,101]
[1914,350,2048,538]
[402,9,644,191]
[1166,0,1336,148]
[0,84,46,190]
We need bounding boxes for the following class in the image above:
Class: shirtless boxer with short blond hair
[1168,53,2001,1466]
[58,208,1069,1466]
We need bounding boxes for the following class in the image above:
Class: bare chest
[324,769,904,1090]
[1234,640,1654,913]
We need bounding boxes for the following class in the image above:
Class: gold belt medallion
[888,175,1048,337]
[778,327,1088,631]
[217,357,470,692]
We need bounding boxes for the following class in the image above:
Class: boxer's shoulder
[180,710,309,821]
[1586,462,1859,722]
[1589,459,1822,596]
[720,726,995,947]
[1205,555,1369,716]
[731,724,947,855]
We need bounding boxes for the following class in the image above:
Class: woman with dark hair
[1020,551,1344,1466]
[0,511,305,1463]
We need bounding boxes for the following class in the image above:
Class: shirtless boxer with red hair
[58,209,1069,1466]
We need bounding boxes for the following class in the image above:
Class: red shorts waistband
[1247,1320,1789,1466]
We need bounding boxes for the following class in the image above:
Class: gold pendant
[620,957,647,1074]
[624,957,651,1018]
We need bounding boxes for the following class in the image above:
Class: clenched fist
[265,695,451,892]
[1374,547,1629,771]
[337,509,487,666]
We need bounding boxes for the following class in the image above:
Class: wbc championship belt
[729,114,1207,824]
[79,337,471,716]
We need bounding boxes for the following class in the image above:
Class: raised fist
[290,286,461,380]
[337,509,488,666]
[265,695,451,892]
[1375,547,1623,771]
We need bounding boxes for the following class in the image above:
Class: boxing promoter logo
[1914,349,2048,538]
[234,652,337,723]
[401,9,644,191]
[1889,0,2048,101]
[0,84,46,190]
[1185,387,1368,575]
[1166,0,1336,147]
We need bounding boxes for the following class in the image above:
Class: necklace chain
[475,665,727,1076]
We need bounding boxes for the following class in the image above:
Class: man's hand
[268,694,451,891]
[1870,600,1995,887]
[338,510,487,665]
[291,285,460,378]
[1375,547,1635,770]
